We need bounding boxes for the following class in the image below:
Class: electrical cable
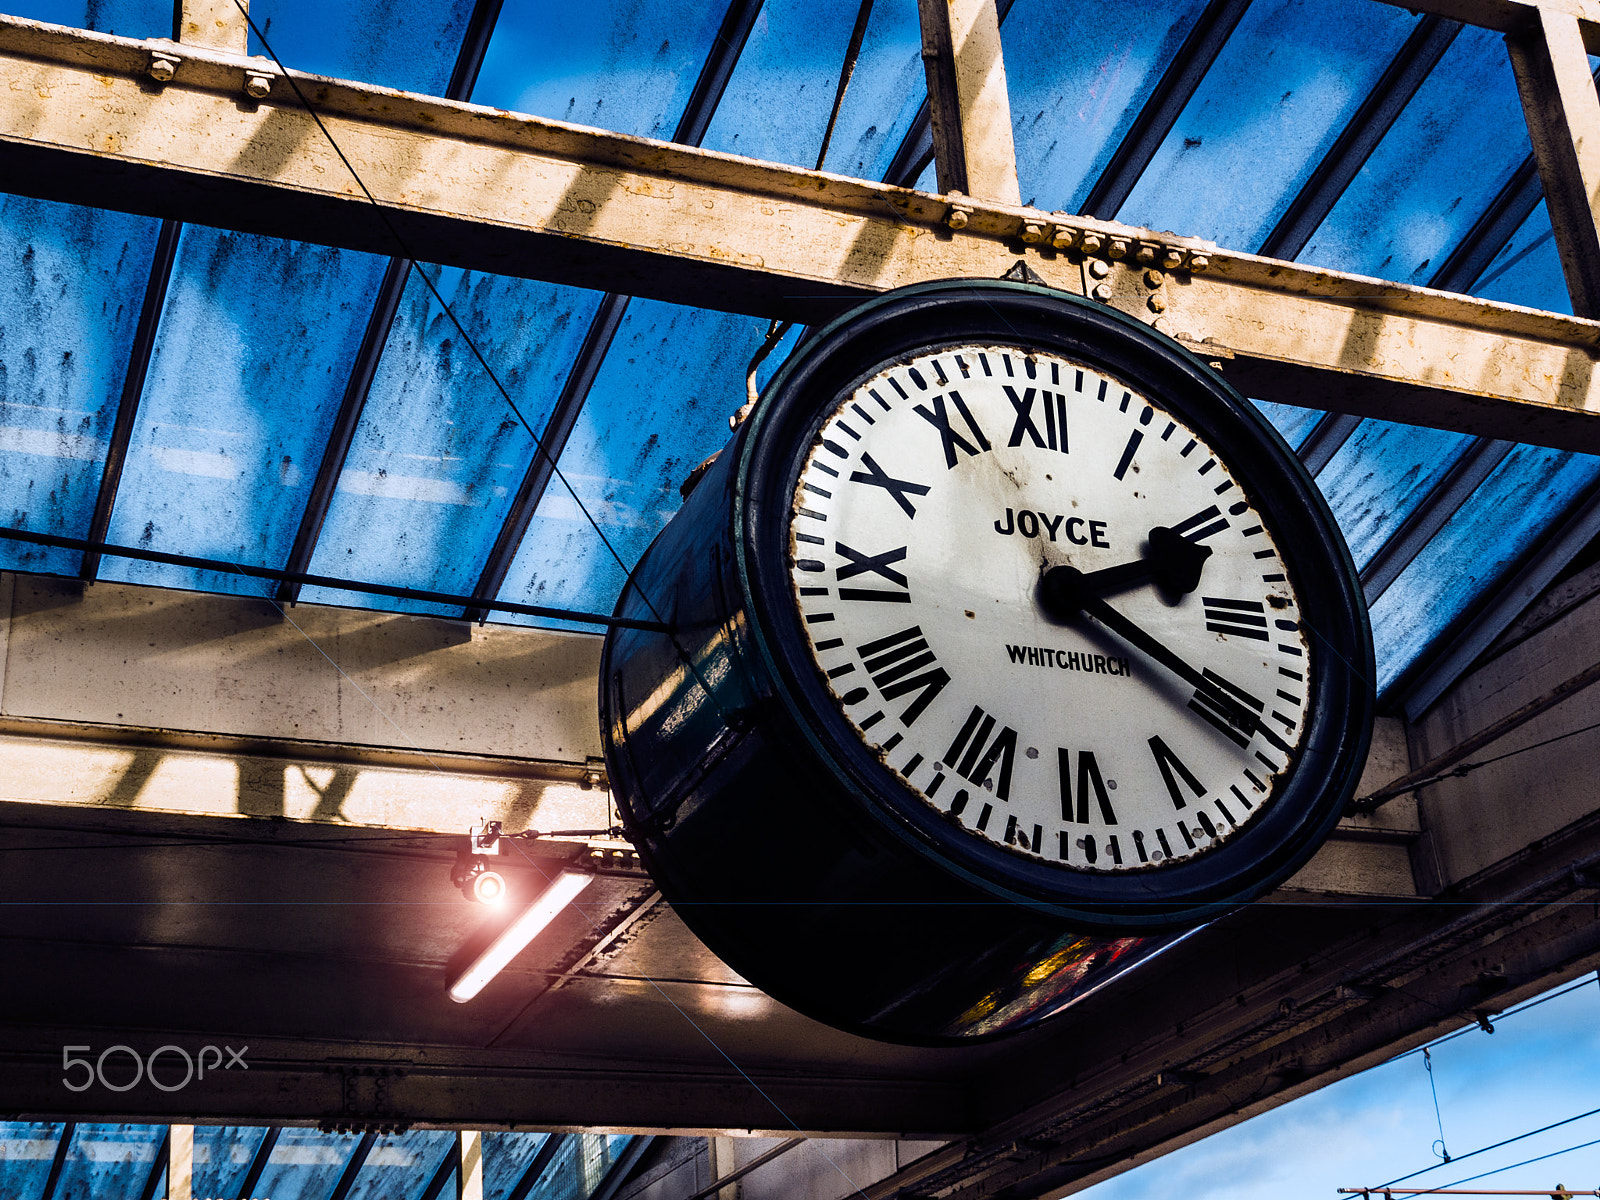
[1424,1134,1600,1194]
[197,12,877,1198]
[1424,1047,1451,1163]
[222,0,738,730]
[1371,1104,1600,1191]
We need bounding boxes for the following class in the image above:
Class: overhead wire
[197,8,878,1197]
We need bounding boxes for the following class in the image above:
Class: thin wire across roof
[0,0,1593,715]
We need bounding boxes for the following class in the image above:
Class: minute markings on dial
[791,347,1311,874]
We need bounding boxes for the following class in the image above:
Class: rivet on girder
[245,70,273,99]
[148,51,181,82]
[944,192,974,230]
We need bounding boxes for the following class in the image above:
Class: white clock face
[787,344,1311,874]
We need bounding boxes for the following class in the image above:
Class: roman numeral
[945,705,1017,801]
[914,390,991,469]
[1202,596,1269,640]
[1149,735,1206,810]
[848,452,931,518]
[1188,669,1265,749]
[1058,748,1116,824]
[1170,504,1229,542]
[834,541,910,603]
[857,625,950,726]
[1003,386,1069,453]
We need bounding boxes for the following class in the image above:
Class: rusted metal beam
[6,19,1600,450]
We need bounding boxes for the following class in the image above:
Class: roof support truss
[1506,4,1600,316]
[5,20,1600,454]
[915,0,1019,204]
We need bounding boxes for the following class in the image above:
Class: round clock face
[786,343,1310,874]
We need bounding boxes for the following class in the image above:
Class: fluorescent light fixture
[448,869,593,1003]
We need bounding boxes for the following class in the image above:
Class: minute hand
[1062,573,1294,757]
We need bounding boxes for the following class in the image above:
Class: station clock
[600,280,1373,1043]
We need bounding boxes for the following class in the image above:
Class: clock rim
[733,279,1374,931]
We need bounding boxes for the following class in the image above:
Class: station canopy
[0,0,1594,720]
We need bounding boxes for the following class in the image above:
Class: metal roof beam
[916,0,1019,204]
[1507,5,1600,316]
[1375,0,1600,55]
[1081,0,1252,220]
[9,20,1600,451]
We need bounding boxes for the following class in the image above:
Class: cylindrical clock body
[601,281,1373,1044]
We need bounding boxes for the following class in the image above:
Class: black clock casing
[600,280,1373,1043]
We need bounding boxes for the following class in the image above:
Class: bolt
[1144,269,1164,288]
[1135,244,1157,265]
[1163,249,1185,270]
[1021,221,1046,244]
[1089,259,1112,279]
[1189,254,1210,272]
[1051,226,1076,250]
[148,52,180,82]
[245,72,272,99]
[1148,294,1167,313]
[1093,282,1113,301]
[1107,238,1130,260]
[947,208,969,229]
[1079,232,1104,255]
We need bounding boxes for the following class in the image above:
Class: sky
[1082,974,1600,1200]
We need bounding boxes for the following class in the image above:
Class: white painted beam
[1507,6,1600,316]
[178,0,248,54]
[6,19,1600,449]
[916,0,1020,204]
[0,574,602,772]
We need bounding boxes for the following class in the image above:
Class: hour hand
[1040,526,1211,619]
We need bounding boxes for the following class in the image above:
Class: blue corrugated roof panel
[5,0,167,36]
[1003,0,1210,212]
[1371,444,1600,692]
[251,1127,363,1199]
[482,1131,555,1196]
[494,304,797,626]
[1117,0,1417,246]
[193,1125,269,1198]
[0,196,159,575]
[246,0,475,95]
[1252,401,1323,452]
[704,0,916,172]
[815,0,925,181]
[345,1129,455,1199]
[0,1121,63,1195]
[51,1123,164,1198]
[99,227,388,596]
[297,270,602,615]
[1317,420,1476,572]
[1303,23,1529,283]
[473,0,728,132]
